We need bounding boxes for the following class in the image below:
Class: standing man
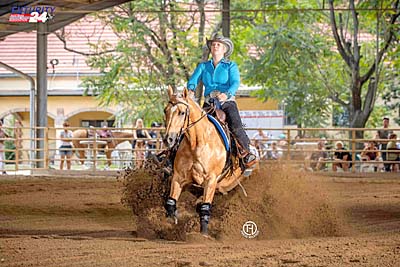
[376,117,393,172]
[186,34,256,168]
[0,121,10,175]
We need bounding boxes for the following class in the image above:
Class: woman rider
[186,34,257,168]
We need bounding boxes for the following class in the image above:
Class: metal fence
[0,126,399,175]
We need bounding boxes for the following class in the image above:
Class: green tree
[240,1,338,128]
[81,0,216,125]
[327,0,400,129]
[239,0,399,130]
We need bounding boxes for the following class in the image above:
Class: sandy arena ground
[0,165,399,267]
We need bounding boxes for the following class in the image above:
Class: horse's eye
[179,111,185,116]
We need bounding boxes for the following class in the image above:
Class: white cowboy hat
[206,34,234,58]
[335,141,344,147]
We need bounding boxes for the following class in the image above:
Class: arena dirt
[120,164,347,241]
[1,164,399,266]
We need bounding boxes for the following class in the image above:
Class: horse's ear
[167,85,174,98]
[183,87,189,99]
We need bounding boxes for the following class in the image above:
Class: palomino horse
[72,129,134,168]
[163,86,245,235]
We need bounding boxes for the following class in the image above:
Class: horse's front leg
[197,176,217,235]
[165,177,185,224]
[78,147,85,166]
[105,149,112,169]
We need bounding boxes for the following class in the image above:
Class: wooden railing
[0,126,398,174]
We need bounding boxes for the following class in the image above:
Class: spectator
[99,125,112,138]
[305,141,329,171]
[252,129,268,159]
[332,141,352,172]
[278,133,288,147]
[147,122,162,158]
[387,133,399,172]
[267,141,283,160]
[59,121,73,170]
[0,121,10,175]
[360,141,381,172]
[133,118,151,169]
[290,134,302,145]
[375,117,393,172]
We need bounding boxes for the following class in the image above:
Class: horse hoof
[201,233,211,239]
[166,216,178,225]
[243,168,253,177]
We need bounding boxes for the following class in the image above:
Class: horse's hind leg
[197,177,217,235]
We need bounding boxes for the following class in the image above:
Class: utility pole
[222,0,230,37]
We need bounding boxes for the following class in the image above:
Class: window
[80,120,114,128]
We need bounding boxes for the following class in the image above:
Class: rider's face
[211,41,226,57]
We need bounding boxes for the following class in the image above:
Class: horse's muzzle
[164,133,178,149]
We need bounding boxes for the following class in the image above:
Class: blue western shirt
[187,58,240,97]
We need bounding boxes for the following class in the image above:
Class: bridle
[164,98,207,145]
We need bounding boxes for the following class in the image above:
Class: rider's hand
[217,93,228,102]
[187,90,195,99]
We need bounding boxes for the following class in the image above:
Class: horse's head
[163,86,191,149]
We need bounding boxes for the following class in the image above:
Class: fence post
[15,135,19,172]
[93,132,97,171]
[351,129,356,173]
[44,127,49,169]
[286,129,291,161]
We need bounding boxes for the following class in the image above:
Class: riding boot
[236,142,257,168]
[196,202,211,235]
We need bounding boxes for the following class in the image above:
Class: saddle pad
[207,114,230,152]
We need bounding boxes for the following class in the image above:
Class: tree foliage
[238,1,339,128]
[326,0,399,129]
[80,0,399,129]
[82,0,218,125]
[239,0,399,128]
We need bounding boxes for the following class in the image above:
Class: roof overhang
[0,0,130,40]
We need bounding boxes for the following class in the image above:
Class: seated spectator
[290,134,302,145]
[360,141,381,172]
[252,129,268,159]
[332,141,352,172]
[267,141,283,160]
[387,133,399,172]
[278,133,288,147]
[305,141,329,171]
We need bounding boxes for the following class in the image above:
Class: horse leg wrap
[196,203,212,235]
[164,197,177,218]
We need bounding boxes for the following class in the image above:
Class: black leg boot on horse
[164,197,178,224]
[196,202,212,235]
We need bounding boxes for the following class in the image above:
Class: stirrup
[243,153,257,168]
